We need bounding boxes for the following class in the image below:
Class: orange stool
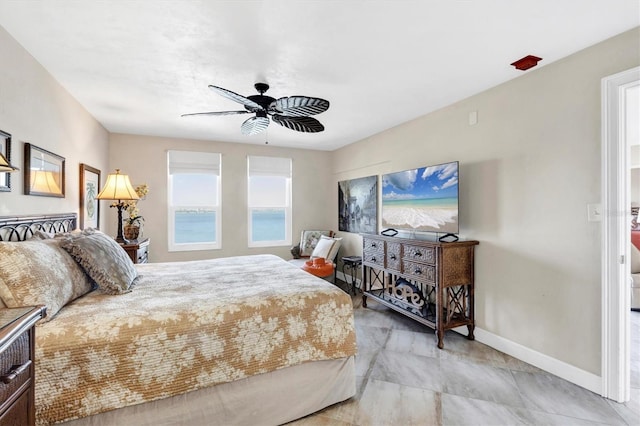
[301,257,334,278]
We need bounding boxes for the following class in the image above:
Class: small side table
[120,238,150,264]
[341,256,362,295]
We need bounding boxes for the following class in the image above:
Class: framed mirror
[0,130,12,192]
[24,143,65,197]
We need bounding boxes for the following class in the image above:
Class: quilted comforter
[34,254,357,425]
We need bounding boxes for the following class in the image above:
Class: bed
[0,213,357,425]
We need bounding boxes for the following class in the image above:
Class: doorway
[602,66,640,403]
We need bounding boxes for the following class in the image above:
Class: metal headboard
[0,213,77,241]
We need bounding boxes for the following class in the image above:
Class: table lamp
[96,169,139,243]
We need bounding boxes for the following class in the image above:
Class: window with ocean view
[168,150,221,251]
[248,156,292,247]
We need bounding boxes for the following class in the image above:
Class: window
[248,155,292,247]
[168,150,221,251]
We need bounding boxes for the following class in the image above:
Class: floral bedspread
[35,254,357,425]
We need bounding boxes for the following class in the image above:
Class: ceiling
[0,1,638,151]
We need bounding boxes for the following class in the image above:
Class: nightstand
[120,238,150,264]
[0,306,46,426]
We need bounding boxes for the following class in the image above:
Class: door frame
[601,66,639,402]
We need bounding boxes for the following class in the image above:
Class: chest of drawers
[120,238,150,264]
[361,234,478,349]
[0,306,46,426]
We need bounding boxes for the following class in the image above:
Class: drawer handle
[390,254,396,260]
[371,256,377,262]
[413,251,422,257]
[1,360,31,384]
[414,268,422,275]
[371,242,377,248]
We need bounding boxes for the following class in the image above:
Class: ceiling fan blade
[273,96,330,117]
[272,115,325,133]
[209,85,262,110]
[241,116,270,135]
[181,110,250,117]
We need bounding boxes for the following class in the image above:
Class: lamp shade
[0,152,18,172]
[30,170,62,194]
[96,169,139,201]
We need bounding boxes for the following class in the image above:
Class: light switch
[468,111,478,125]
[587,204,602,222]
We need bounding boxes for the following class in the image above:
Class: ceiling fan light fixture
[182,82,330,136]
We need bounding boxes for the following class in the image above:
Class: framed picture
[0,129,12,192]
[338,175,378,233]
[24,143,65,197]
[79,164,101,229]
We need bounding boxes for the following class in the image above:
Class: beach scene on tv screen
[382,162,459,233]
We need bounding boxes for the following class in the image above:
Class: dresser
[120,238,150,264]
[361,234,478,349]
[0,306,46,426]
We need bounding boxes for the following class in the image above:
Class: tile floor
[293,286,640,426]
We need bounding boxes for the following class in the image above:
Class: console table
[361,234,478,349]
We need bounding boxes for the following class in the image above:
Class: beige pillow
[311,236,336,260]
[27,230,54,240]
[61,231,139,294]
[299,230,333,257]
[327,236,342,262]
[0,239,94,322]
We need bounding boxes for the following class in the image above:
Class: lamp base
[114,203,127,244]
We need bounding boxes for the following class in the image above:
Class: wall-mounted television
[381,161,459,235]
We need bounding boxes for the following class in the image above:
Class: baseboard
[335,271,361,288]
[452,326,602,395]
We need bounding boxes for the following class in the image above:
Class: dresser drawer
[402,260,436,283]
[135,245,149,264]
[386,242,402,272]
[0,387,29,425]
[363,237,384,253]
[403,244,436,265]
[0,332,30,411]
[363,250,385,267]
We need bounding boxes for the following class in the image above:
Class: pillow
[299,230,333,257]
[311,236,336,260]
[631,243,640,274]
[0,239,94,322]
[61,231,139,294]
[327,236,342,262]
[28,230,54,240]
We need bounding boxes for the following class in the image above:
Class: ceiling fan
[182,83,330,135]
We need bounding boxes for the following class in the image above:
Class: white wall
[108,133,333,262]
[0,26,109,220]
[331,27,640,376]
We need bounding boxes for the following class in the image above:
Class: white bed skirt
[61,356,355,426]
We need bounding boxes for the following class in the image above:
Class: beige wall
[108,133,333,262]
[331,28,640,375]
[2,13,639,380]
[0,26,109,220]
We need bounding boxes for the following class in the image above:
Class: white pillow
[311,236,336,260]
